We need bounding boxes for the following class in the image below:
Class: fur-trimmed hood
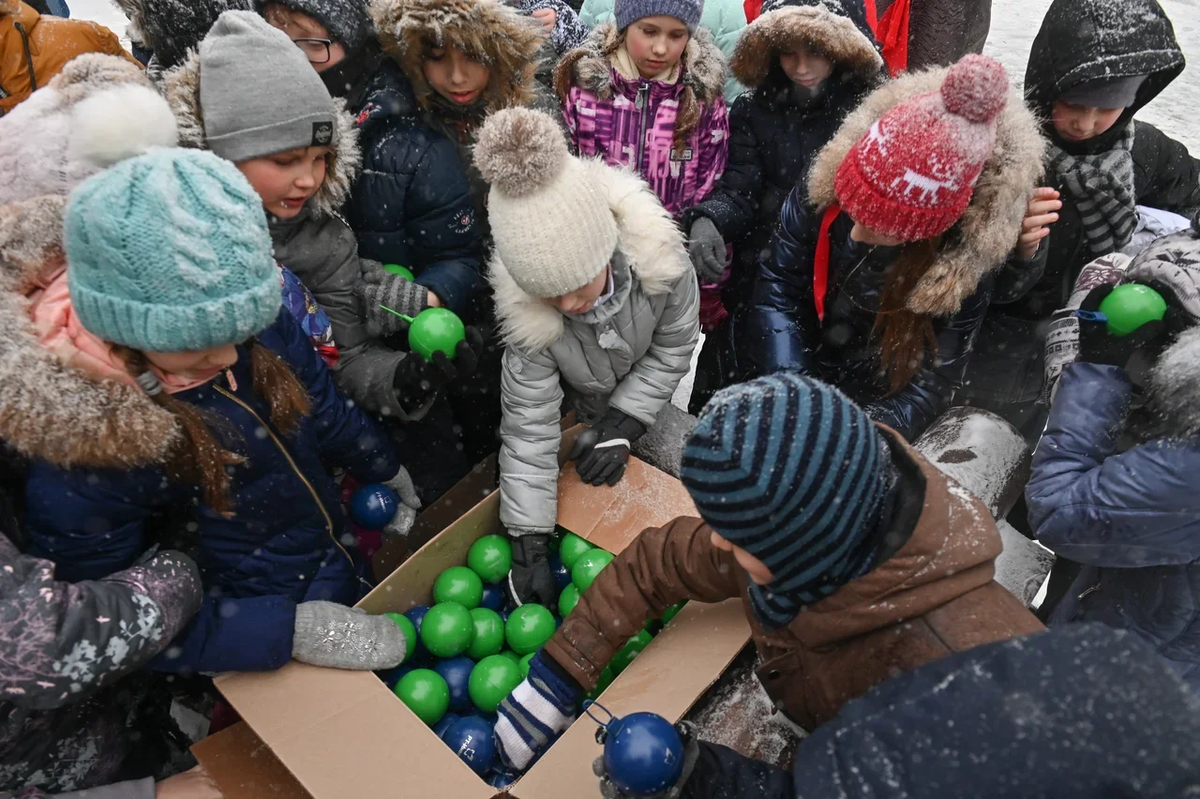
[1147,327,1200,439]
[731,0,882,90]
[808,65,1047,316]
[488,162,690,352]
[369,0,545,116]
[162,50,362,219]
[555,23,726,105]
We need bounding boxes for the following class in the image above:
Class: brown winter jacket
[0,0,138,115]
[544,428,1044,731]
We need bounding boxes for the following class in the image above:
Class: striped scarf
[1048,125,1138,259]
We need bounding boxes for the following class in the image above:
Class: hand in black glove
[392,327,485,413]
[568,409,648,487]
[593,720,701,799]
[1076,285,1167,368]
[508,533,559,607]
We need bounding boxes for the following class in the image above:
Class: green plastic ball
[433,567,483,609]
[419,602,474,658]
[505,604,556,655]
[610,629,652,675]
[468,655,523,713]
[409,307,466,361]
[467,607,505,660]
[571,549,615,592]
[385,612,417,663]
[1098,283,1167,337]
[497,650,521,664]
[558,584,581,618]
[661,602,685,625]
[585,665,616,701]
[393,668,450,726]
[558,533,594,570]
[519,652,535,678]
[467,535,513,583]
[382,264,415,280]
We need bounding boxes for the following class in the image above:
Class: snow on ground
[70,0,132,46]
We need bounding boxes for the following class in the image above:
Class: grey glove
[382,465,422,539]
[292,601,406,670]
[688,217,727,283]
[594,720,701,799]
[358,262,430,337]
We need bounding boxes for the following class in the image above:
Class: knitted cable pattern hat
[65,149,281,352]
[681,373,888,627]
[615,0,704,33]
[255,0,374,51]
[476,108,620,299]
[834,53,1009,243]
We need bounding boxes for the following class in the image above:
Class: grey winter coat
[492,165,700,534]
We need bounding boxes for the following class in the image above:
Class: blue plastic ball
[403,605,431,662]
[480,583,505,612]
[444,715,497,775]
[432,712,461,741]
[603,712,685,796]
[377,664,413,690]
[350,484,399,529]
[549,555,572,590]
[435,656,476,714]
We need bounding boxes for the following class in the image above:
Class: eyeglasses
[293,37,333,64]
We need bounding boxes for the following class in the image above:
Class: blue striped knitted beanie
[681,374,888,627]
[64,148,281,352]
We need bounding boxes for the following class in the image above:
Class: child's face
[236,146,330,220]
[779,43,834,89]
[1051,100,1124,143]
[625,16,690,78]
[422,44,491,106]
[144,345,239,382]
[543,267,610,315]
[262,3,346,73]
[710,532,774,585]
[849,221,903,247]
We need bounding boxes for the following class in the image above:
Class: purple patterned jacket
[560,24,730,217]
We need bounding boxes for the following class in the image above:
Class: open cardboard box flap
[205,431,751,798]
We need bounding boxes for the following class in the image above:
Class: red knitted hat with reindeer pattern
[834,54,1009,242]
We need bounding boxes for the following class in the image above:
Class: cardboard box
[199,438,751,798]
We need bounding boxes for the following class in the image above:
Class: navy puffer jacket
[25,310,401,675]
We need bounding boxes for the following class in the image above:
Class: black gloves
[392,326,484,414]
[507,533,559,607]
[1077,285,1167,368]
[568,408,648,487]
[593,720,700,799]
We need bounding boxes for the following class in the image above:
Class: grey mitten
[358,262,430,337]
[292,601,406,670]
[382,466,422,539]
[688,217,727,283]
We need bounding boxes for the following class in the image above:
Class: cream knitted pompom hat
[476,108,620,299]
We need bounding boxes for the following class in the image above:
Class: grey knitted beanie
[615,0,704,33]
[256,0,374,52]
[199,11,339,162]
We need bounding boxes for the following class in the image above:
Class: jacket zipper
[15,22,37,93]
[635,83,650,175]
[212,384,356,572]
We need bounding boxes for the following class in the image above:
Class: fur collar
[808,66,1048,316]
[370,0,545,116]
[0,197,180,469]
[162,50,362,219]
[555,23,726,104]
[1148,327,1200,439]
[488,160,690,352]
[731,5,882,89]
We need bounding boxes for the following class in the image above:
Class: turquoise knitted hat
[65,148,281,352]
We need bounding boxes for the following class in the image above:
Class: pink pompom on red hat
[834,54,1010,243]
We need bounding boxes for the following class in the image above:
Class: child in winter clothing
[493,373,1041,770]
[134,0,254,80]
[1026,227,1200,692]
[682,0,884,412]
[475,108,699,608]
[741,54,1044,441]
[960,0,1200,441]
[21,149,414,676]
[577,0,747,101]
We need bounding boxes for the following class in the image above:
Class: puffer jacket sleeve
[258,309,401,483]
[542,518,740,690]
[499,346,565,535]
[991,241,1049,305]
[1133,122,1200,218]
[608,271,701,426]
[575,0,612,30]
[685,95,762,243]
[740,183,821,377]
[1026,362,1200,567]
[0,534,201,711]
[862,276,992,441]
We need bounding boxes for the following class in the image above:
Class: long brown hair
[114,341,312,514]
[873,237,943,394]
